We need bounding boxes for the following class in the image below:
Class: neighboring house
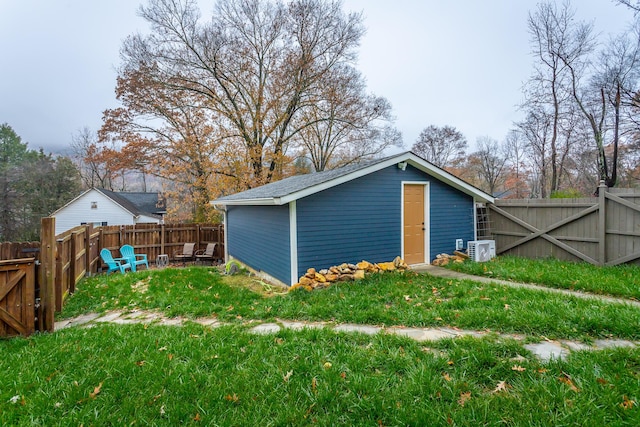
[212,151,494,287]
[51,188,167,235]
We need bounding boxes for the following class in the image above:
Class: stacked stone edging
[290,256,409,291]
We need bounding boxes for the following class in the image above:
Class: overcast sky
[0,1,636,155]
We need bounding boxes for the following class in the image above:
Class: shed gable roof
[213,151,494,206]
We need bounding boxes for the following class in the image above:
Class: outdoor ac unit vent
[468,240,496,262]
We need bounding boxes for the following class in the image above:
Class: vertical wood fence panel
[0,259,36,337]
[488,183,640,266]
[1,220,224,337]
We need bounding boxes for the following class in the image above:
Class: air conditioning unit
[468,240,496,262]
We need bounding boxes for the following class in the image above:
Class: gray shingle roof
[215,154,399,202]
[98,189,165,217]
[212,151,494,205]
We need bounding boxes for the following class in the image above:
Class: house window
[91,201,98,209]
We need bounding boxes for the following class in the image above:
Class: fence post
[97,226,104,274]
[84,224,92,277]
[598,180,607,265]
[69,230,77,295]
[160,223,165,255]
[40,217,56,332]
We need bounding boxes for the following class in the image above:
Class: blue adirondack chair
[100,248,132,274]
[119,244,149,272]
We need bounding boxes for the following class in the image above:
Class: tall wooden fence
[0,220,224,337]
[488,182,640,266]
[0,259,36,337]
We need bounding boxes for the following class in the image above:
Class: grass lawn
[59,267,640,341]
[445,255,640,300]
[1,262,638,425]
[2,324,639,426]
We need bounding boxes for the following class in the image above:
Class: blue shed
[212,152,494,286]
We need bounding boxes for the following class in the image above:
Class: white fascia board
[210,197,281,206]
[403,153,495,204]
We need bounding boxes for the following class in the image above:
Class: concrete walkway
[55,309,639,363]
[412,264,640,308]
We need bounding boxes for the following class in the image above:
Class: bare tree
[470,136,508,195]
[615,0,640,14]
[526,1,595,194]
[411,125,467,168]
[503,130,531,198]
[297,65,402,171]
[516,108,553,198]
[71,127,117,189]
[116,0,367,187]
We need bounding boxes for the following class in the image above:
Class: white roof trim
[50,188,93,216]
[51,188,146,217]
[215,152,494,206]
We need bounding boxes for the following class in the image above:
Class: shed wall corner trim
[289,201,298,286]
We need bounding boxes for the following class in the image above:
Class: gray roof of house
[215,155,396,202]
[98,189,165,217]
[213,151,495,205]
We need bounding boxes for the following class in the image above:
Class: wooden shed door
[403,184,425,264]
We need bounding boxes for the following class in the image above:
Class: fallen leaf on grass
[193,413,201,421]
[492,380,510,394]
[511,365,526,372]
[283,370,293,383]
[89,382,103,399]
[312,377,317,393]
[558,374,580,392]
[168,354,174,361]
[458,392,471,406]
[621,396,636,410]
[442,372,452,382]
[596,378,608,385]
[504,304,510,310]
[136,360,146,366]
[224,393,239,403]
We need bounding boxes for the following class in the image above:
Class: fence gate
[0,259,36,337]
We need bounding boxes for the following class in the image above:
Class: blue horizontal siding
[226,205,290,284]
[296,165,426,276]
[429,180,475,256]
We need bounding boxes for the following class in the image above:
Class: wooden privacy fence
[0,259,36,337]
[100,223,224,262]
[488,182,640,266]
[0,220,224,337]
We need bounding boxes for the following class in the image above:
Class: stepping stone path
[55,310,639,362]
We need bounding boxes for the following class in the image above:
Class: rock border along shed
[212,151,494,286]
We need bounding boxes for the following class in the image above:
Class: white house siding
[52,189,138,235]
